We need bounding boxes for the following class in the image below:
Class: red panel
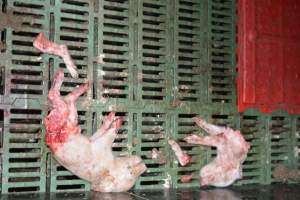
[284,44,300,105]
[237,0,300,114]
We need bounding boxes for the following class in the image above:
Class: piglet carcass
[184,117,250,187]
[33,32,79,78]
[45,69,146,192]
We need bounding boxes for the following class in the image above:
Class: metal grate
[3,0,49,104]
[1,1,49,193]
[174,0,203,103]
[211,112,236,128]
[2,105,46,193]
[236,110,264,185]
[96,0,131,102]
[269,113,292,183]
[138,0,168,101]
[208,0,236,104]
[135,112,169,189]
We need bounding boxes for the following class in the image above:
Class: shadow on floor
[0,184,299,200]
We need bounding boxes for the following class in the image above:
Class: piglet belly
[200,162,241,187]
[53,135,94,180]
[210,167,241,187]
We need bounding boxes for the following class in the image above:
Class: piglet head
[112,156,147,192]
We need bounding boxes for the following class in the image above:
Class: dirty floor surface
[0,184,299,200]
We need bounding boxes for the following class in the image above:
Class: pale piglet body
[53,135,94,180]
[45,69,146,192]
[185,118,250,187]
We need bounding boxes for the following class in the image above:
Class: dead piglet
[184,117,250,187]
[45,69,146,192]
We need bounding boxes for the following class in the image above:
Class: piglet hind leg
[64,82,90,127]
[96,116,123,146]
[44,69,74,150]
[91,116,123,155]
[90,112,117,142]
[48,69,65,108]
[45,69,68,130]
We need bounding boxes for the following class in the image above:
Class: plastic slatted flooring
[0,0,299,195]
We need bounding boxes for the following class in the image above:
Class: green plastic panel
[1,0,50,194]
[0,0,299,195]
[236,109,265,185]
[208,0,236,104]
[267,111,293,184]
[1,102,47,193]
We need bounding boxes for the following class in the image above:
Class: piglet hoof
[184,135,202,144]
[180,154,191,166]
[180,174,193,183]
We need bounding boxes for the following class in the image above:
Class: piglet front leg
[168,139,191,166]
[193,117,227,135]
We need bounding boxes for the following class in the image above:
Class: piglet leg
[180,174,193,183]
[44,69,70,150]
[34,32,79,78]
[92,116,123,146]
[48,69,65,109]
[193,117,227,135]
[168,139,191,166]
[184,134,224,147]
[90,112,117,141]
[45,69,68,131]
[91,116,123,157]
[64,83,90,126]
[100,117,123,144]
